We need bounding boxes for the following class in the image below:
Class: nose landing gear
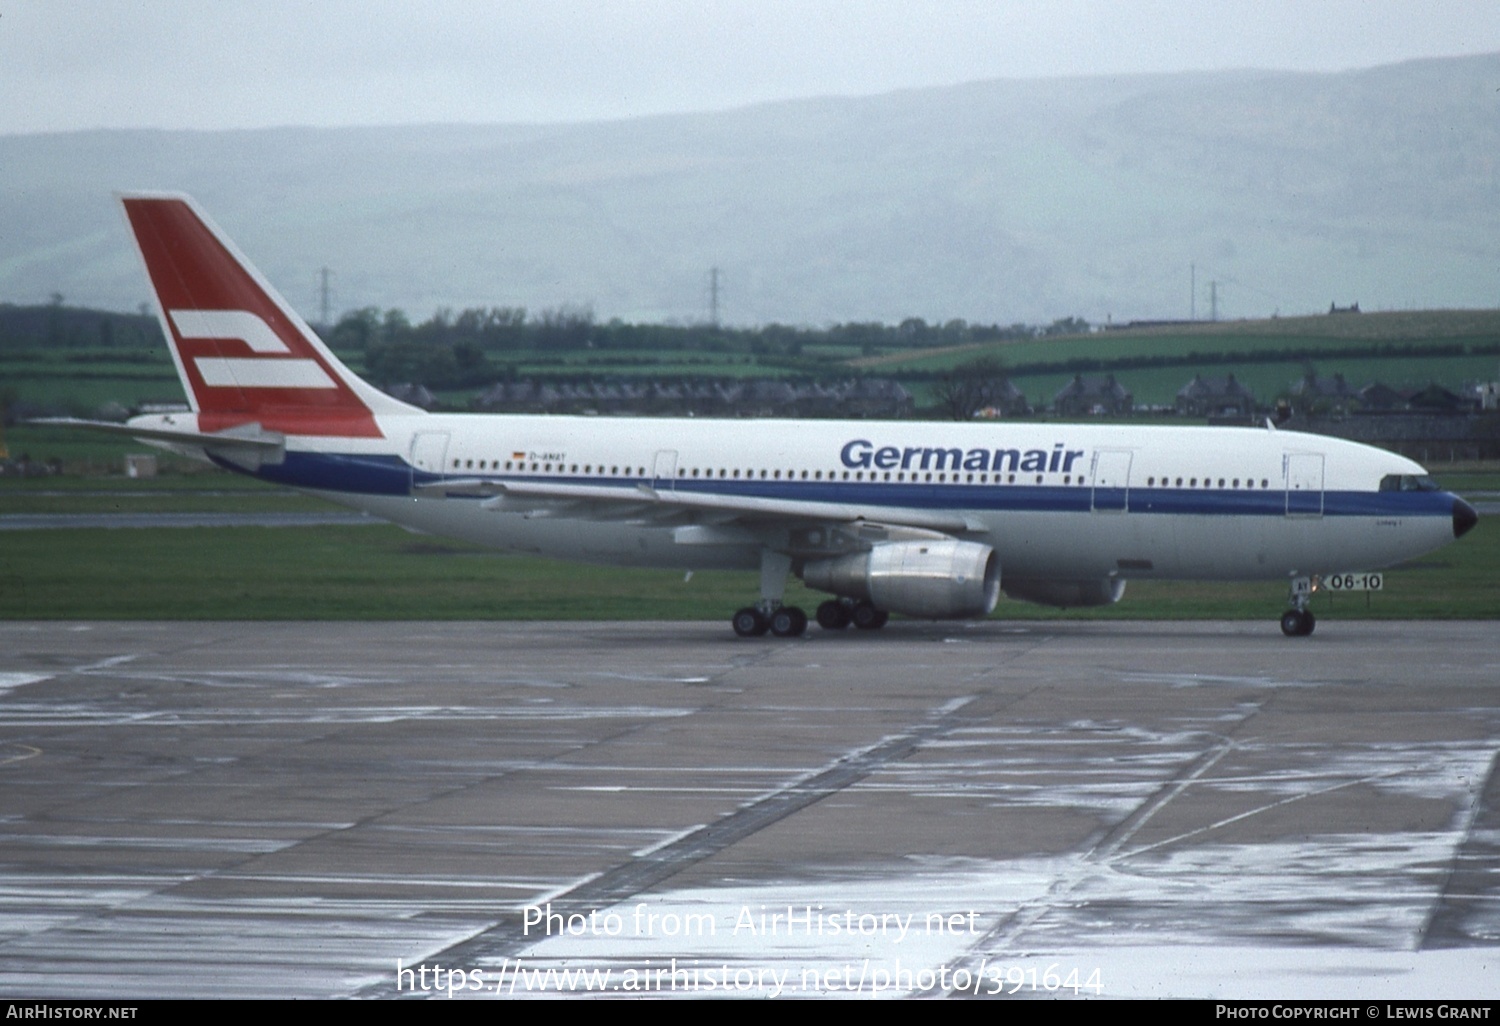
[1280,607,1315,637]
[1280,576,1316,636]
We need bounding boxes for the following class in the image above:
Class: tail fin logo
[120,192,417,438]
[169,310,338,390]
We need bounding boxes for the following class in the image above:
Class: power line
[317,267,334,328]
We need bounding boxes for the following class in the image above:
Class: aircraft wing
[415,477,988,551]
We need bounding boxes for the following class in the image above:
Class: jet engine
[1001,578,1126,608]
[800,539,1000,619]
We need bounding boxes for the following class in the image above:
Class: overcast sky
[5,1,1500,134]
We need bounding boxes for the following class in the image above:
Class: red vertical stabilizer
[120,193,412,437]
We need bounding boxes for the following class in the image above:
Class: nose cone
[1453,496,1478,539]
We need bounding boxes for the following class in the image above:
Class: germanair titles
[840,439,1086,475]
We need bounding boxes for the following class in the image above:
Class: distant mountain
[2,54,1497,326]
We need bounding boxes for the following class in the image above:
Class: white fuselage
[206,411,1462,588]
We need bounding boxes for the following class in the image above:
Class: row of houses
[981,372,1494,420]
[1177,372,1497,418]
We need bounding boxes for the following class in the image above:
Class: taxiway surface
[0,620,1496,999]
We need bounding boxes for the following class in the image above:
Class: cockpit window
[1379,474,1441,492]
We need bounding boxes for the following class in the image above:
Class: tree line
[327,306,1091,389]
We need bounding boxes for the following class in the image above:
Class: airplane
[44,192,1479,638]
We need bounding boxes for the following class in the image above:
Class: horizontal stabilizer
[30,417,282,449]
[29,417,286,471]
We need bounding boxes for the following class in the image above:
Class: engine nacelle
[800,540,1000,619]
[1002,578,1126,608]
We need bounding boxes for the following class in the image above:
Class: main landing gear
[732,603,809,638]
[815,598,888,631]
[729,548,889,638]
[1280,576,1316,637]
[732,549,809,637]
[731,599,889,637]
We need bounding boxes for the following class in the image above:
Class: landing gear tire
[816,600,851,630]
[1280,609,1315,637]
[851,601,889,631]
[732,607,769,637]
[770,606,808,638]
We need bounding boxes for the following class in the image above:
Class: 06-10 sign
[1319,572,1384,592]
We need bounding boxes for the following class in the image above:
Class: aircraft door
[410,431,451,489]
[653,449,678,492]
[1284,452,1325,517]
[1091,449,1133,512]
